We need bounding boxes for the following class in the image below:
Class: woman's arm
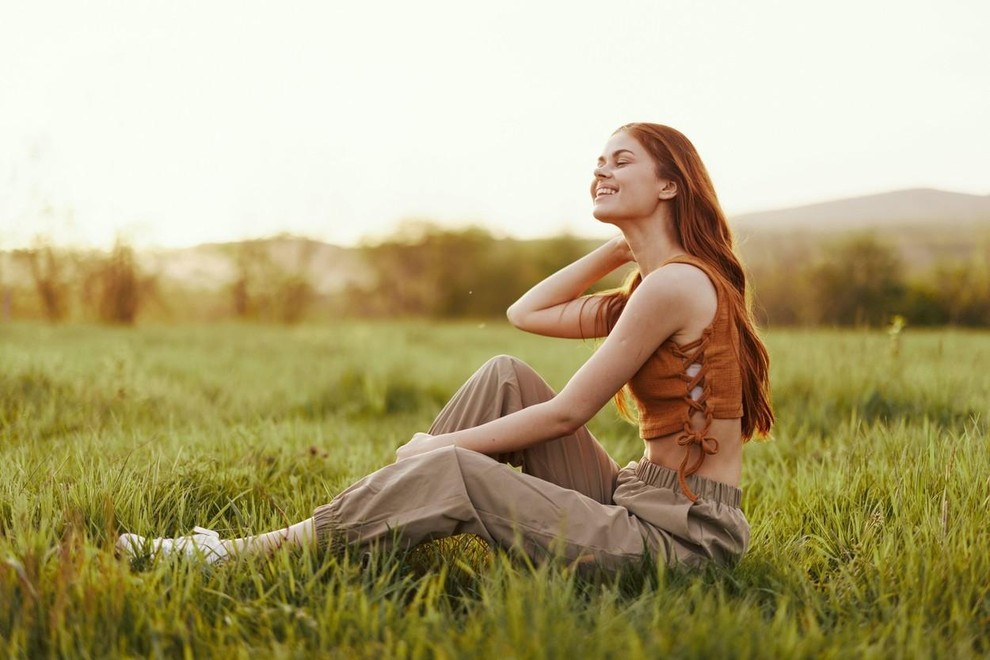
[505,236,634,339]
[398,265,706,460]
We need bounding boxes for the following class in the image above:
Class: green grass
[1,321,988,658]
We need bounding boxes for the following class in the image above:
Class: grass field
[1,321,988,658]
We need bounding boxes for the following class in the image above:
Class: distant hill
[732,188,990,233]
[729,188,990,273]
[140,236,370,294]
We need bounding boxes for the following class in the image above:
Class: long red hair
[594,123,774,440]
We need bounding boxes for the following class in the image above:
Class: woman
[117,123,774,571]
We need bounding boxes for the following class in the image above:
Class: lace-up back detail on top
[626,254,743,502]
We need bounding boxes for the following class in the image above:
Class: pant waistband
[634,459,743,508]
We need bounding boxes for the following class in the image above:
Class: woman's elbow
[549,403,591,437]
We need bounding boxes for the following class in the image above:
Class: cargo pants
[313,355,749,570]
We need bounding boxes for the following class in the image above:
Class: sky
[1,0,988,249]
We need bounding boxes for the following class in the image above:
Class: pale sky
[1,0,988,249]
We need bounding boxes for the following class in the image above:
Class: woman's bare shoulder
[638,261,717,302]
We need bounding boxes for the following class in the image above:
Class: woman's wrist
[429,433,453,451]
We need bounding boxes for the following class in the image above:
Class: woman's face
[590,130,670,224]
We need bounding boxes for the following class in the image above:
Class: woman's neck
[620,209,685,275]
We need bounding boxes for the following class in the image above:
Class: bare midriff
[643,416,743,487]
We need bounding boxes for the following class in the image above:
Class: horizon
[5,185,988,253]
[2,0,988,251]
[0,188,990,254]
[5,184,990,252]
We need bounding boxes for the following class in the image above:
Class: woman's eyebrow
[597,149,636,164]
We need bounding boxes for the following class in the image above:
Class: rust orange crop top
[626,254,743,501]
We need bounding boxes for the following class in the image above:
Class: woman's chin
[592,208,617,224]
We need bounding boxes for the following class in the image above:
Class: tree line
[746,232,990,327]
[3,225,988,327]
[351,225,990,327]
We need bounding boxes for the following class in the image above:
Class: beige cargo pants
[313,355,749,570]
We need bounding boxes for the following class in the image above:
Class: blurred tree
[812,233,906,327]
[228,236,317,323]
[358,224,491,317]
[0,252,7,322]
[901,279,949,326]
[931,249,990,325]
[277,273,315,324]
[95,239,140,324]
[357,223,600,319]
[746,239,820,326]
[230,243,257,318]
[15,238,70,322]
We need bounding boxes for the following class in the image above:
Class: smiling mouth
[595,187,617,199]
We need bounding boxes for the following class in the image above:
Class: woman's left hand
[395,432,442,462]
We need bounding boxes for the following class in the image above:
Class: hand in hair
[606,235,634,264]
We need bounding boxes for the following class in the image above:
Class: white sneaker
[116,526,229,564]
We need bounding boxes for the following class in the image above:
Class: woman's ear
[658,180,678,200]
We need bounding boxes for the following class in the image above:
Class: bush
[812,233,906,326]
[15,240,70,322]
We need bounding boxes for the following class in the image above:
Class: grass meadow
[1,321,988,658]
